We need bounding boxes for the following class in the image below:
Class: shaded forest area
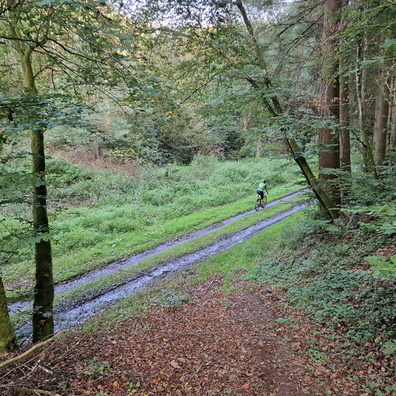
[0,0,395,394]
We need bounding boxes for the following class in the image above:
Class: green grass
[52,195,307,310]
[93,209,307,326]
[195,210,306,291]
[2,156,305,301]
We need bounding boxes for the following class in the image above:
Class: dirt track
[14,191,308,339]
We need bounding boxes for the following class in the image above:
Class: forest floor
[1,272,388,396]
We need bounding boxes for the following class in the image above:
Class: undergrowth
[253,206,396,349]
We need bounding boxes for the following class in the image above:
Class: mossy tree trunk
[22,53,54,343]
[0,277,16,353]
[10,19,55,342]
[355,39,379,178]
[373,84,389,167]
[391,92,396,151]
[339,61,351,173]
[31,126,54,342]
[373,64,390,168]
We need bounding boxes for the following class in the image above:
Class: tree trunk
[318,0,342,212]
[373,68,390,168]
[355,39,378,178]
[31,128,54,343]
[21,49,54,342]
[391,83,396,152]
[373,85,389,167]
[286,139,340,219]
[339,60,351,173]
[0,277,16,352]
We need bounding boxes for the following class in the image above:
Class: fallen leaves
[1,276,394,395]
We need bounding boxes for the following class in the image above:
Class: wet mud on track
[13,191,308,338]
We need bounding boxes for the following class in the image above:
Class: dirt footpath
[1,274,369,395]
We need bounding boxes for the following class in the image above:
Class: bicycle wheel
[255,197,261,211]
[261,195,268,208]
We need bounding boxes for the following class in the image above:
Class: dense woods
[0,0,395,393]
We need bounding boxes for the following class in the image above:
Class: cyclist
[256,179,268,207]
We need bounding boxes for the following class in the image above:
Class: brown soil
[0,274,391,395]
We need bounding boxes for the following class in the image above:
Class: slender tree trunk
[356,40,378,178]
[31,128,54,342]
[339,60,351,173]
[339,64,352,201]
[391,83,396,152]
[0,277,16,352]
[286,139,340,219]
[235,0,338,220]
[373,84,389,167]
[373,65,390,168]
[318,0,342,212]
[235,0,282,115]
[21,50,54,342]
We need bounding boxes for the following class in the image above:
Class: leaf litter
[2,272,392,395]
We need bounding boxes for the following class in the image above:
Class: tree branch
[0,335,57,371]
[0,386,60,395]
[179,72,220,105]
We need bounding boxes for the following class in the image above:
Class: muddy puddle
[13,191,308,339]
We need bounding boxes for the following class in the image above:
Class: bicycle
[255,193,267,211]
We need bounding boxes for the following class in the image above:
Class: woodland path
[1,276,365,395]
[2,191,378,395]
[14,191,308,338]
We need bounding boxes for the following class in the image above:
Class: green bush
[46,158,92,187]
[254,229,396,345]
[189,154,219,180]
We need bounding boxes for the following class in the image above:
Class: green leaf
[365,255,396,279]
[381,39,396,48]
[383,342,396,355]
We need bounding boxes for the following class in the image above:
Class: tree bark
[20,48,54,342]
[286,139,340,219]
[355,39,378,178]
[318,0,342,211]
[31,127,54,343]
[391,81,396,151]
[0,277,16,353]
[339,60,351,173]
[373,85,389,167]
[373,66,390,168]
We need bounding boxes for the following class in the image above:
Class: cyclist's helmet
[262,179,267,183]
